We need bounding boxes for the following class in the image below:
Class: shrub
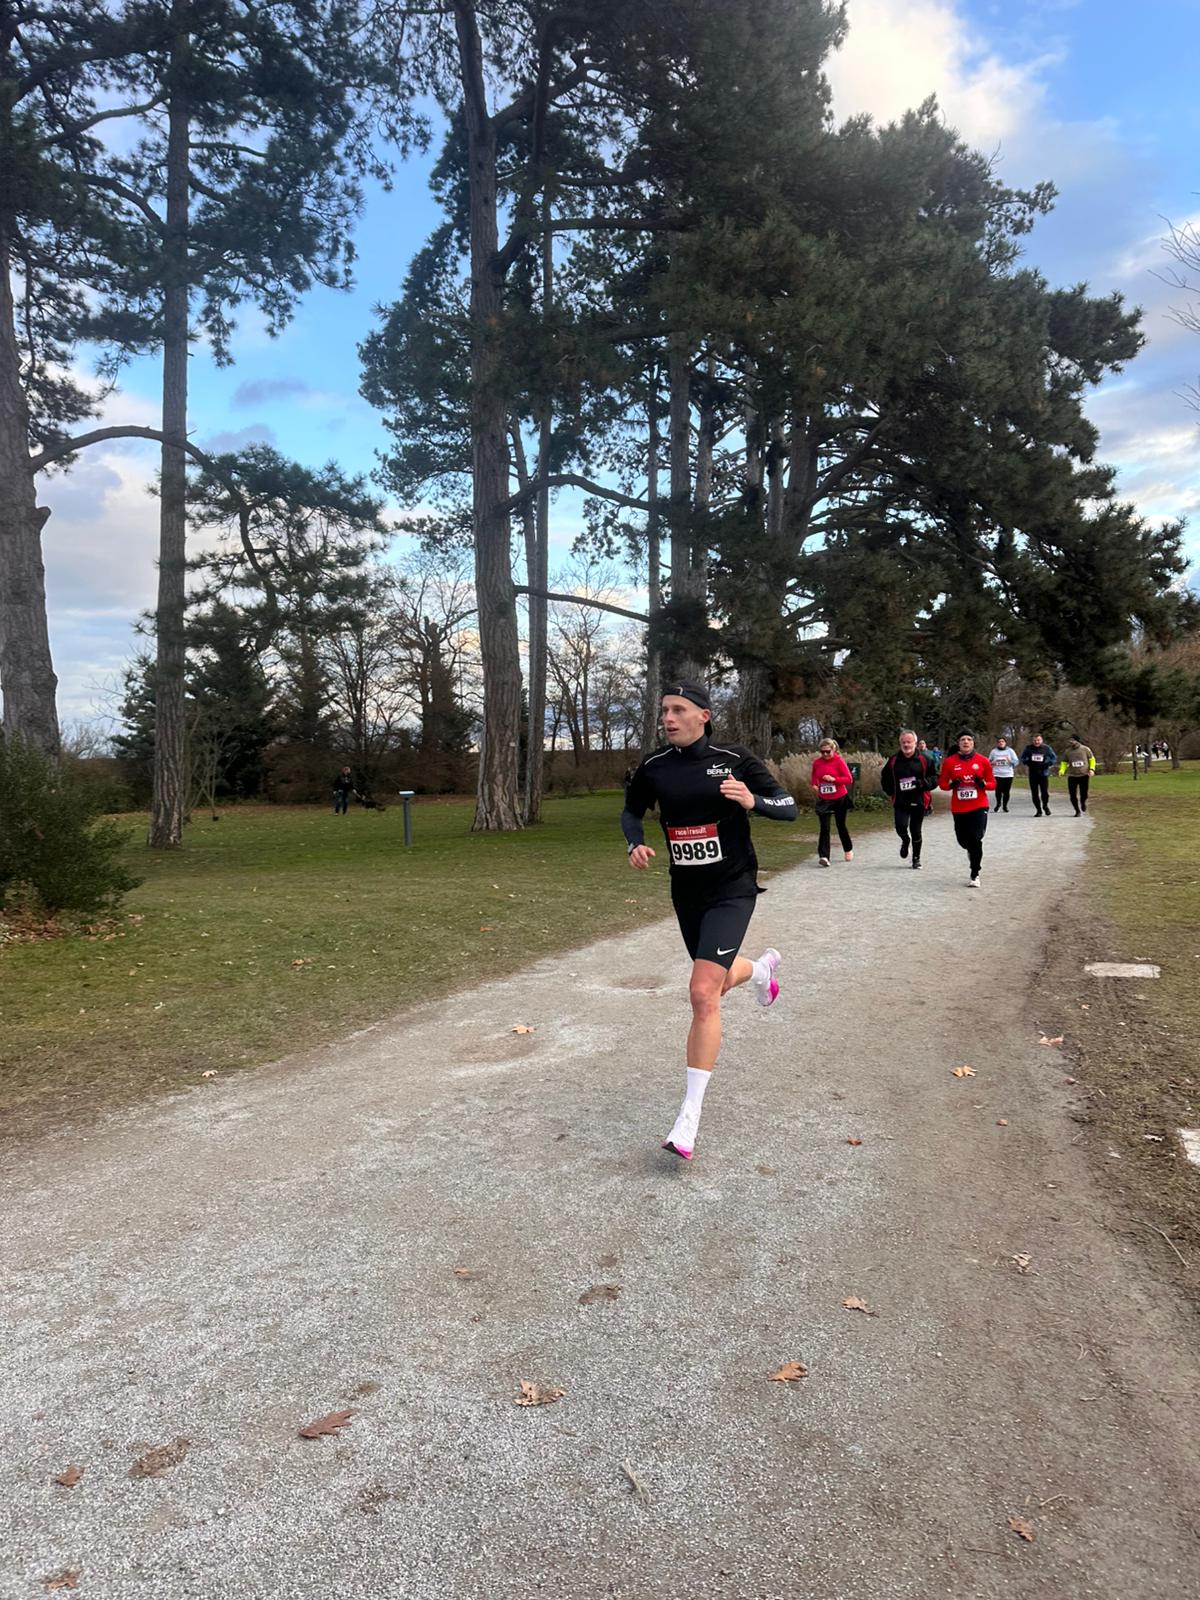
[0,739,141,916]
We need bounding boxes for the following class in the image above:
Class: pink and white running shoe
[662,1107,699,1161]
[754,947,781,1007]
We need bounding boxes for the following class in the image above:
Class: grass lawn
[1,792,889,1137]
[1060,760,1200,1269]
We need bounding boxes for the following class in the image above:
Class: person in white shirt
[988,737,1020,813]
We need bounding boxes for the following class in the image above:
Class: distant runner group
[621,681,1097,1163]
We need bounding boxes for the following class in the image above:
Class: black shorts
[671,893,757,969]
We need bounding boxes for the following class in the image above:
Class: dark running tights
[953,808,987,875]
[893,806,925,860]
[1068,776,1090,812]
[818,800,853,858]
[1028,773,1050,812]
[993,777,1013,810]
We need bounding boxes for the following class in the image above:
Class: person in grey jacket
[1018,734,1058,816]
[988,737,1020,812]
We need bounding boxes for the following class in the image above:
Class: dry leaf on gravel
[578,1285,621,1305]
[298,1410,353,1439]
[515,1381,564,1407]
[1038,1035,1065,1047]
[128,1437,190,1478]
[512,1024,535,1035]
[846,1137,863,1147]
[1008,1516,1036,1542]
[52,1465,83,1488]
[842,1297,877,1316]
[951,1065,976,1078]
[44,1572,80,1592]
[996,1118,1009,1127]
[1010,1254,1032,1274]
[768,1361,809,1383]
[200,1070,217,1079]
[452,1266,481,1281]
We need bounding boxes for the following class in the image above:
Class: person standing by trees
[988,736,1021,812]
[939,732,996,888]
[811,739,855,867]
[880,730,936,869]
[1059,738,1097,815]
[1018,734,1058,816]
[333,767,357,815]
[622,683,796,1163]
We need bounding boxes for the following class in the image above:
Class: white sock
[750,956,770,989]
[684,1066,711,1115]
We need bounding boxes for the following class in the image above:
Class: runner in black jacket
[622,681,796,1161]
[880,730,937,868]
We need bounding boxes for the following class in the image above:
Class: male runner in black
[880,729,936,867]
[622,682,797,1161]
[1018,733,1058,816]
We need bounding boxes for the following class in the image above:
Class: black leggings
[953,808,987,875]
[818,800,852,858]
[993,777,1013,811]
[893,805,925,860]
[1028,772,1050,812]
[1068,776,1090,812]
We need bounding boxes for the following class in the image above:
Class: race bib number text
[819,782,837,796]
[899,776,916,791]
[956,785,978,801]
[667,823,723,866]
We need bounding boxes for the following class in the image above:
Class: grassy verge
[0,792,891,1138]
[1041,762,1200,1281]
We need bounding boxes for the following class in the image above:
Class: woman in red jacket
[938,730,995,887]
[810,738,854,866]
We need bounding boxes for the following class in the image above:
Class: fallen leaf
[129,1437,190,1478]
[1143,1134,1164,1142]
[768,1361,809,1383]
[1010,1253,1032,1274]
[755,1164,776,1176]
[200,1070,217,1079]
[290,958,313,968]
[951,1065,976,1078]
[597,1252,619,1268]
[52,1465,83,1488]
[479,925,495,932]
[298,1410,353,1439]
[512,1024,535,1035]
[620,1458,651,1503]
[44,1572,80,1592]
[842,1297,877,1316]
[1038,1035,1065,1047]
[1065,1076,1078,1085]
[996,1118,1009,1127]
[578,1284,621,1305]
[1008,1516,1036,1542]
[846,1136,863,1146]
[452,1266,481,1281]
[515,1381,564,1407]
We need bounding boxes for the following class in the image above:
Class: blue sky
[41,0,1200,723]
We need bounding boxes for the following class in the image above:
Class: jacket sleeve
[880,757,895,797]
[1045,746,1058,767]
[1058,760,1067,776]
[742,754,798,821]
[620,762,655,849]
[1089,754,1096,773]
[938,760,954,791]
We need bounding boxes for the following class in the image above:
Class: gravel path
[4,804,1199,1599]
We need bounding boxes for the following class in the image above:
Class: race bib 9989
[667,823,723,866]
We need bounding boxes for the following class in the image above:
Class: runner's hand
[628,845,656,870]
[719,777,755,810]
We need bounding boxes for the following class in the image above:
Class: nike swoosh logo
[717,946,736,955]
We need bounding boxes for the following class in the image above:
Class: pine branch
[504,473,649,514]
[515,586,649,624]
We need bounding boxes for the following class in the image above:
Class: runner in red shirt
[938,731,995,888]
[810,738,855,866]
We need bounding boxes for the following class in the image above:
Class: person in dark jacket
[1018,734,1058,816]
[880,730,938,869]
[333,766,358,814]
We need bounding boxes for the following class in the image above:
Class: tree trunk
[455,2,522,831]
[640,400,662,752]
[148,16,190,848]
[0,238,60,756]
[665,336,705,682]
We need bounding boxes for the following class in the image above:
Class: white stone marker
[1084,962,1161,979]
[1179,1130,1200,1168]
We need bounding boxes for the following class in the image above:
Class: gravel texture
[3,807,1199,1599]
